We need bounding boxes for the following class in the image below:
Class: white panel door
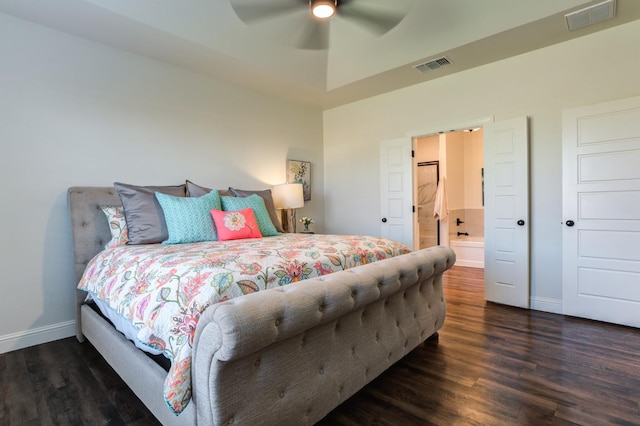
[563,96,640,327]
[380,138,414,249]
[484,117,530,308]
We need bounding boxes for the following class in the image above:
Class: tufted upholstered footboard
[191,246,454,424]
[68,186,455,425]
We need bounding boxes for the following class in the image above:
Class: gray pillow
[114,182,186,245]
[228,187,284,233]
[186,180,233,197]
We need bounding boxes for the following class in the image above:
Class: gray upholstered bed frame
[68,186,456,425]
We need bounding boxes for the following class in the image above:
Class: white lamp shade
[272,183,304,209]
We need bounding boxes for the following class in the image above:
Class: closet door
[484,117,530,308]
[380,138,414,249]
[563,96,640,327]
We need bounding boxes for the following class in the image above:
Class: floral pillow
[210,208,262,241]
[100,206,128,248]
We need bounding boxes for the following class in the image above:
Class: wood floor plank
[0,348,41,425]
[2,265,640,425]
[0,338,158,425]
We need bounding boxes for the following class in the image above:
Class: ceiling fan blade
[296,20,330,50]
[338,3,406,35]
[231,0,306,24]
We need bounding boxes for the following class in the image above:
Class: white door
[380,138,414,249]
[563,96,640,328]
[484,117,530,308]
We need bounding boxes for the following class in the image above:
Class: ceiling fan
[230,0,410,50]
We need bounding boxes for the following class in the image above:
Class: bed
[68,185,455,425]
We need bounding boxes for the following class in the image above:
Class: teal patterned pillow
[221,194,279,237]
[155,190,221,244]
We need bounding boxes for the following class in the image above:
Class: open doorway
[414,129,485,269]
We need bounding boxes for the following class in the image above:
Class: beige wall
[464,130,484,209]
[0,12,323,352]
[444,131,465,210]
[323,19,640,314]
[415,135,439,163]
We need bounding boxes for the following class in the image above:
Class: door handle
[566,220,575,227]
[517,220,525,226]
[381,218,387,223]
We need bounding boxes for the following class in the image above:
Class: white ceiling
[2,0,639,109]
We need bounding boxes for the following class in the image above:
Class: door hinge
[412,205,416,213]
[411,150,415,158]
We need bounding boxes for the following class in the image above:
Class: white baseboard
[455,260,484,268]
[530,297,563,315]
[0,320,76,354]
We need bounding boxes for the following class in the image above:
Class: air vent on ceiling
[413,56,452,73]
[565,0,616,31]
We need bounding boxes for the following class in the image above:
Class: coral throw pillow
[220,194,280,236]
[211,208,263,241]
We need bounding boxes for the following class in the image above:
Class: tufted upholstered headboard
[67,186,122,340]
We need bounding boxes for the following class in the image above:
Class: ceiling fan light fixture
[311,0,336,19]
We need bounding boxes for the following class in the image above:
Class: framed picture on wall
[287,159,311,201]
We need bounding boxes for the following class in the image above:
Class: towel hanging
[433,177,449,222]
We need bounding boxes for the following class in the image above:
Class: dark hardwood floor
[2,266,640,425]
[321,267,640,425]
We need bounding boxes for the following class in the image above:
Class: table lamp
[272,183,304,233]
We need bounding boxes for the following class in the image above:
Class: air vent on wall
[565,0,616,31]
[413,56,452,73]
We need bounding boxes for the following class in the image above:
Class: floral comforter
[78,233,409,414]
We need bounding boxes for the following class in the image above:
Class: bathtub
[450,236,484,268]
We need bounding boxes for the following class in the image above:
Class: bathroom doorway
[414,129,485,268]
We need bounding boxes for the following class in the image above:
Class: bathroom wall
[445,132,465,211]
[463,129,484,237]
[447,130,484,239]
[416,135,439,163]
